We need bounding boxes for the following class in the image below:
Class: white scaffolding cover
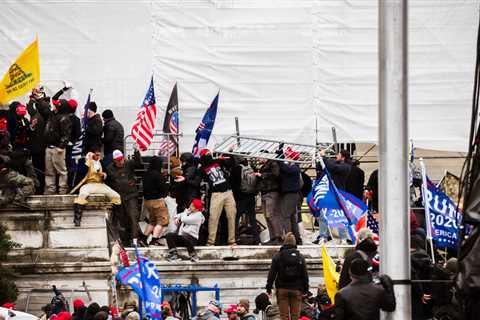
[0,0,477,152]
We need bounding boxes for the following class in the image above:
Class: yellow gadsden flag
[322,245,340,303]
[0,38,40,104]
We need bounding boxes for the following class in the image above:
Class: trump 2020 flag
[116,250,162,318]
[424,177,462,249]
[159,83,179,156]
[0,37,40,104]
[192,93,219,157]
[307,169,368,240]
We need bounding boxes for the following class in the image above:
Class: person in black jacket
[318,149,351,191]
[266,232,309,320]
[199,149,237,246]
[345,159,365,200]
[106,149,143,245]
[44,100,72,194]
[278,152,303,245]
[176,152,202,212]
[366,169,379,212]
[231,157,259,245]
[8,102,31,150]
[26,99,46,194]
[142,156,170,246]
[84,102,103,154]
[335,259,396,320]
[257,156,282,244]
[102,109,124,162]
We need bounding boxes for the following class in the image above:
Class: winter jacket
[0,131,10,155]
[230,163,257,200]
[102,117,124,154]
[322,158,351,191]
[84,113,103,152]
[266,244,309,294]
[257,160,280,194]
[339,238,378,289]
[264,305,280,320]
[366,169,379,211]
[278,161,302,193]
[181,162,202,207]
[44,101,72,149]
[240,314,257,320]
[192,309,219,320]
[335,278,396,320]
[8,105,31,150]
[0,169,35,205]
[26,101,46,155]
[8,148,39,187]
[143,157,169,200]
[106,150,142,199]
[177,210,205,239]
[346,164,365,200]
[69,113,81,144]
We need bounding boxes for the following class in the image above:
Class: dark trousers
[276,288,302,320]
[281,192,302,244]
[166,233,197,254]
[32,152,45,194]
[65,145,76,189]
[235,195,259,242]
[111,197,140,244]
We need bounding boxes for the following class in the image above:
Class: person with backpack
[266,232,309,320]
[231,157,259,245]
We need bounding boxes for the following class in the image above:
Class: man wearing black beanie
[101,109,124,163]
[335,259,396,320]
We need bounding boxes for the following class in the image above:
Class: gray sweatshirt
[176,210,205,239]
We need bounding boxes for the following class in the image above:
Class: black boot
[73,204,84,227]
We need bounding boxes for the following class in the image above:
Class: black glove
[379,274,394,293]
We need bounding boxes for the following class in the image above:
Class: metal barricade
[124,132,183,157]
[213,135,335,167]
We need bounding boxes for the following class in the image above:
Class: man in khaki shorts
[142,156,170,246]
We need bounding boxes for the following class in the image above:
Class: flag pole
[420,158,436,264]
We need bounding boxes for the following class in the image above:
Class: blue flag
[425,178,462,249]
[116,249,162,319]
[307,169,368,240]
[192,93,219,157]
[71,93,90,159]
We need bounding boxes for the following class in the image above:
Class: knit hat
[57,312,72,320]
[16,103,27,116]
[1,303,15,310]
[102,109,114,119]
[73,299,85,311]
[191,199,203,212]
[200,149,210,156]
[113,150,124,161]
[0,118,7,131]
[88,101,97,113]
[284,232,296,246]
[68,99,78,110]
[254,293,270,312]
[349,258,371,278]
[238,299,249,311]
[208,300,221,314]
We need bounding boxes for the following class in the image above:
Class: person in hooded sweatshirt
[83,102,103,154]
[338,228,379,289]
[142,156,170,246]
[254,293,280,320]
[72,299,86,320]
[8,102,31,150]
[165,198,205,262]
[176,152,202,213]
[237,299,256,320]
[266,232,309,320]
[192,301,221,320]
[26,99,46,193]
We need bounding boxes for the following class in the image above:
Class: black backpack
[279,249,304,280]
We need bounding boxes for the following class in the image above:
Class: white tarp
[0,0,477,152]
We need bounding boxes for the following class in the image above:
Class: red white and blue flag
[159,83,179,156]
[131,77,157,151]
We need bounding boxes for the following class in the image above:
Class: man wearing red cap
[165,198,205,262]
[8,101,31,150]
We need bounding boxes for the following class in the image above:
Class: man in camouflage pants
[0,157,35,206]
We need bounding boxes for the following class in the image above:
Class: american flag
[356,210,379,235]
[131,77,156,151]
[158,84,178,156]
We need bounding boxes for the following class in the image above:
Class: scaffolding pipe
[378,0,412,319]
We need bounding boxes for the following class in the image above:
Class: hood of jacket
[148,156,164,172]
